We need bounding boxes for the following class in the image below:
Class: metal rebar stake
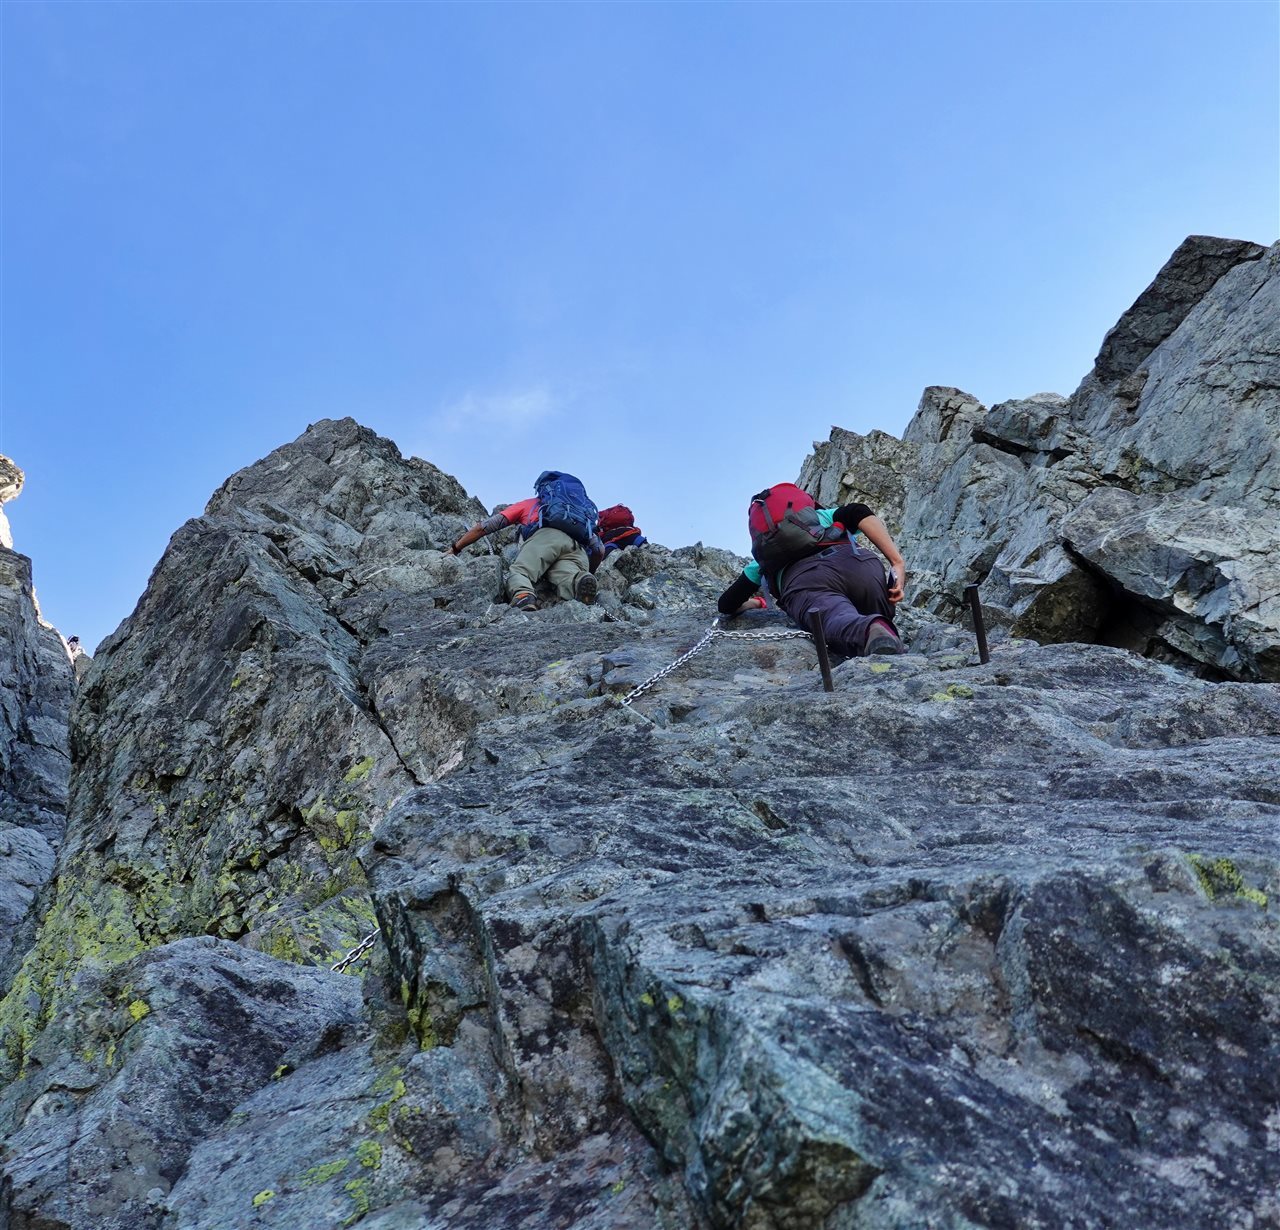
[809,613,835,692]
[963,585,990,664]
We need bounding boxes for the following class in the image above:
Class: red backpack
[748,484,846,583]
[597,504,640,546]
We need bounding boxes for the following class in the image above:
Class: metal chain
[618,618,812,707]
[618,622,722,706]
[331,926,381,974]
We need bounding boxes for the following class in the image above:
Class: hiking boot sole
[575,574,598,605]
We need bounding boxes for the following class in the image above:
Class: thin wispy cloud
[437,386,558,433]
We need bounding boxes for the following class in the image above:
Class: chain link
[617,618,812,707]
[330,926,381,974]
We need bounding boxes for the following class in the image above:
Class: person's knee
[822,617,865,657]
[801,592,858,642]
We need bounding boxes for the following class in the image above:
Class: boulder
[0,938,363,1230]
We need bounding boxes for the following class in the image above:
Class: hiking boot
[574,573,598,605]
[864,619,903,656]
[510,591,539,612]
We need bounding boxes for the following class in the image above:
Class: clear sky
[3,1,1277,652]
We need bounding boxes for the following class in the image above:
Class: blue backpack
[532,471,598,546]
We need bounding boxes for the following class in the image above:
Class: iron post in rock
[809,613,835,692]
[964,585,991,664]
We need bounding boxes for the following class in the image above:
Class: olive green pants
[506,527,589,601]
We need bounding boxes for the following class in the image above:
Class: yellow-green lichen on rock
[300,1158,350,1187]
[400,978,437,1050]
[343,1175,373,1224]
[366,1076,407,1132]
[251,872,377,971]
[1188,854,1268,908]
[0,864,165,1077]
[0,785,380,1075]
[344,756,376,784]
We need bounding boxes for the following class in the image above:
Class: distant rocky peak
[1086,234,1266,389]
[902,386,987,447]
[0,455,22,503]
[205,416,484,533]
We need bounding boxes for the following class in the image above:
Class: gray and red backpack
[597,504,643,549]
[748,483,846,588]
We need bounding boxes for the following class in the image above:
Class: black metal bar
[809,613,835,692]
[963,585,990,664]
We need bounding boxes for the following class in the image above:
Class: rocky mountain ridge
[1,236,1277,1229]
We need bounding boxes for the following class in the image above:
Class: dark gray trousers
[777,546,895,657]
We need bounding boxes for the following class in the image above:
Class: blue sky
[3,1,1277,652]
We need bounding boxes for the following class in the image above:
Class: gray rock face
[0,424,497,1125]
[0,458,73,977]
[1,421,740,1229]
[1061,487,1280,680]
[2,240,1278,1229]
[0,526,70,839]
[2,938,363,1230]
[796,427,916,537]
[799,237,1279,680]
[0,826,55,979]
[361,630,1278,1230]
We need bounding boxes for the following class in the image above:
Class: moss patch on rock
[1188,855,1268,908]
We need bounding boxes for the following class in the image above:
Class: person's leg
[506,528,567,600]
[834,548,896,626]
[834,548,901,653]
[780,584,869,659]
[780,549,893,657]
[545,538,591,601]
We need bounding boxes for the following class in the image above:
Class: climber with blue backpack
[445,471,604,611]
[717,483,908,656]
